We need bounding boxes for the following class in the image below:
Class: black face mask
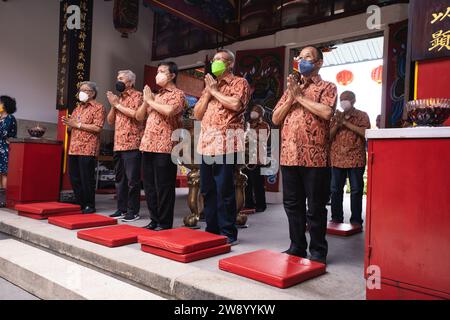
[115,81,126,93]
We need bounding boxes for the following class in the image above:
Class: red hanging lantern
[336,70,354,86]
[371,65,383,84]
[113,0,139,38]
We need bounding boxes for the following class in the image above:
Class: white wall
[90,1,153,113]
[0,0,60,124]
[0,0,153,125]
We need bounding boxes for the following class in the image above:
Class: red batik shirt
[197,74,251,156]
[113,88,144,151]
[274,75,337,167]
[69,100,106,157]
[330,108,371,168]
[140,87,185,154]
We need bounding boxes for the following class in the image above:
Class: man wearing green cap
[194,49,251,246]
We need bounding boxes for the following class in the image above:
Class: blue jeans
[330,167,365,225]
[200,154,238,242]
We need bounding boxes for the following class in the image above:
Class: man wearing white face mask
[62,81,106,213]
[136,61,186,231]
[329,91,370,227]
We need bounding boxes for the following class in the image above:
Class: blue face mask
[299,59,316,76]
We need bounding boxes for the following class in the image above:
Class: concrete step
[0,239,165,300]
[0,209,299,300]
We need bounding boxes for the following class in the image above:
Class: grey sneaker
[122,214,140,222]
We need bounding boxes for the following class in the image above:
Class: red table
[365,128,450,300]
[6,138,63,208]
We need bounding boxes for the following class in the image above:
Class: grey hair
[216,49,236,63]
[118,70,136,85]
[79,81,98,99]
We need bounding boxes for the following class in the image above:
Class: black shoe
[144,221,158,230]
[255,206,266,213]
[309,255,327,264]
[329,219,343,224]
[282,249,306,258]
[109,210,126,219]
[227,238,240,246]
[121,213,140,222]
[82,207,96,214]
[154,226,170,231]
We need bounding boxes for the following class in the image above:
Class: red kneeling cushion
[138,228,228,254]
[326,222,362,236]
[48,214,117,230]
[141,244,231,263]
[15,202,81,214]
[18,211,80,220]
[219,249,326,289]
[78,225,156,247]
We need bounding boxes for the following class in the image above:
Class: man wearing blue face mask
[329,91,370,227]
[194,49,251,246]
[273,46,337,264]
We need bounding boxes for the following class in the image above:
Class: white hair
[118,70,136,85]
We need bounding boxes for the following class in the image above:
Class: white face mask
[250,111,259,120]
[156,73,169,87]
[79,91,89,103]
[340,100,353,112]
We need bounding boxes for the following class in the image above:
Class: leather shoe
[282,249,306,258]
[154,226,171,231]
[144,221,158,230]
[309,255,327,264]
[82,207,96,214]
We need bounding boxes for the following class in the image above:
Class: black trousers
[330,167,365,225]
[142,152,177,229]
[68,155,96,210]
[114,150,142,215]
[200,154,238,242]
[243,166,267,209]
[281,166,331,259]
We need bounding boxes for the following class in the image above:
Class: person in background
[107,70,144,223]
[62,82,106,214]
[272,46,337,264]
[194,49,251,246]
[0,95,18,207]
[243,104,270,213]
[329,91,371,227]
[376,114,381,129]
[136,61,185,231]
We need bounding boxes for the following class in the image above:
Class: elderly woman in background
[62,81,106,214]
[0,95,18,207]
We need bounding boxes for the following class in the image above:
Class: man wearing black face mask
[273,46,337,264]
[107,70,144,222]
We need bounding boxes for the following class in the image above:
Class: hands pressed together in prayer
[204,74,218,97]
[61,115,78,128]
[286,74,304,102]
[106,91,120,108]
